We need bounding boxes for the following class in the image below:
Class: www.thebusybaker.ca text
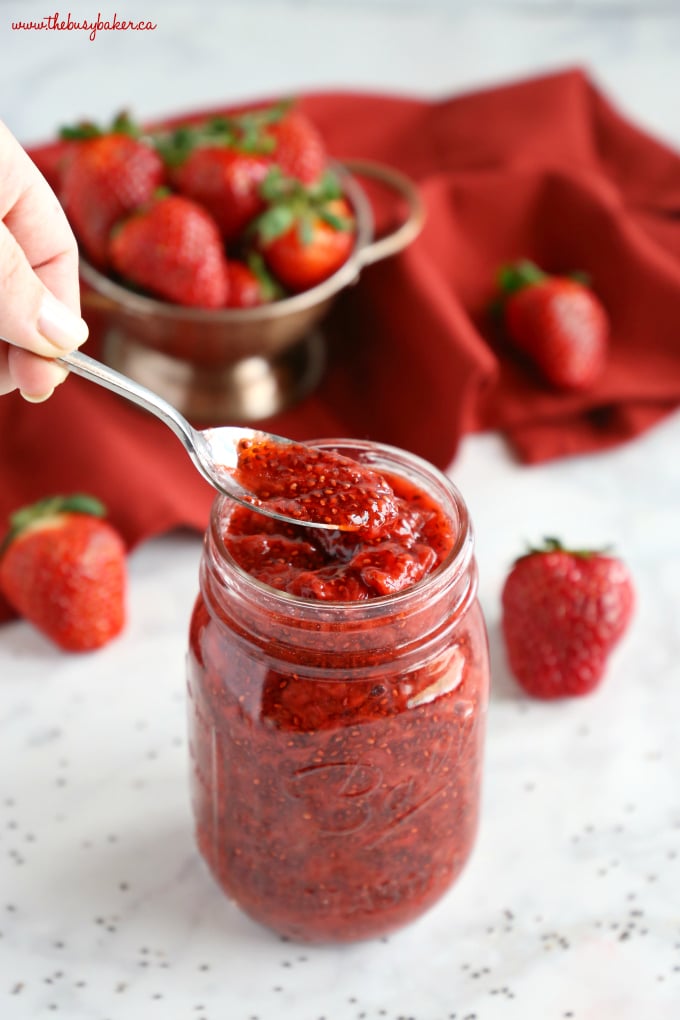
[11,12,158,42]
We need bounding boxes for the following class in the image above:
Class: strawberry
[497,260,609,390]
[110,194,229,308]
[31,138,79,196]
[265,108,327,184]
[225,254,281,308]
[0,495,127,652]
[60,131,165,266]
[225,260,264,308]
[161,103,326,239]
[254,172,355,292]
[501,538,635,699]
[260,196,354,291]
[172,146,270,242]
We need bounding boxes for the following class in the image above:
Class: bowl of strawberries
[42,102,423,421]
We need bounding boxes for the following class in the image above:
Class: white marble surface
[1,1,680,1018]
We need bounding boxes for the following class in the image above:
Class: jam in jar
[187,440,489,942]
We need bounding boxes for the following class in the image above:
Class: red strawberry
[255,172,355,292]
[225,260,263,308]
[172,146,270,242]
[498,260,609,390]
[225,255,281,308]
[266,109,327,184]
[501,538,634,699]
[110,194,229,308]
[260,195,354,291]
[31,138,79,196]
[60,132,165,266]
[0,495,127,652]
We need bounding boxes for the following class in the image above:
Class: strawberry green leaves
[3,494,106,550]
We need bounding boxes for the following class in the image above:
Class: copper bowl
[80,159,424,423]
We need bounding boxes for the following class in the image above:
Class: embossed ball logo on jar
[284,671,479,849]
[285,761,383,835]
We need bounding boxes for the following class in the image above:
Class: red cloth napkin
[4,67,680,547]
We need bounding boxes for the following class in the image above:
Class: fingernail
[37,293,89,351]
[20,388,55,404]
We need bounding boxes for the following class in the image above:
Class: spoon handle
[57,349,199,456]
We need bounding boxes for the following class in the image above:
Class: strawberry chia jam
[187,440,489,942]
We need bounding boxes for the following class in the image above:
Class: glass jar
[187,440,489,943]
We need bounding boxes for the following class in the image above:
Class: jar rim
[208,438,475,617]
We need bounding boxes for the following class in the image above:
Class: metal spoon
[56,348,342,530]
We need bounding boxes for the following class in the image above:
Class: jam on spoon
[50,346,391,532]
[233,436,399,536]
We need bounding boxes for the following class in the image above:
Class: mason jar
[187,440,489,942]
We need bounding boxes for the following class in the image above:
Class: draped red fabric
[4,68,680,546]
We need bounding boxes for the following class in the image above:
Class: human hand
[0,120,88,401]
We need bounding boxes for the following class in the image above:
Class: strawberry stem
[59,110,141,141]
[498,259,546,295]
[523,536,612,559]
[59,120,102,141]
[253,203,297,243]
[245,251,285,301]
[3,494,106,553]
[252,168,351,245]
[151,99,299,167]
